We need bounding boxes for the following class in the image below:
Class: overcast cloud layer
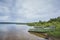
[0,0,60,22]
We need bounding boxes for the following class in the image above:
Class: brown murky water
[0,24,46,40]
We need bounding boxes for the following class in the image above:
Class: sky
[0,0,60,23]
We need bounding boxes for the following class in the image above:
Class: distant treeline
[0,22,27,24]
[27,16,60,38]
[27,16,60,26]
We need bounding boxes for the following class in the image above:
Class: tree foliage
[27,16,60,38]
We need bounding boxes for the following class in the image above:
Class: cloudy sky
[0,0,60,23]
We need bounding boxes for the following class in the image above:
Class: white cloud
[15,0,60,22]
[0,0,60,22]
[0,6,10,15]
[0,16,9,20]
[15,19,26,23]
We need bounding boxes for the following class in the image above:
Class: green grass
[27,17,60,38]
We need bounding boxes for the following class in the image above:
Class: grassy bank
[27,17,60,38]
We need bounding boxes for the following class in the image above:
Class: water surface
[0,24,46,40]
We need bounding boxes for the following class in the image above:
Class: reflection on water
[0,24,46,40]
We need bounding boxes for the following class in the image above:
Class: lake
[0,24,46,40]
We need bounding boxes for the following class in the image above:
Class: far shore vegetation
[27,16,60,38]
